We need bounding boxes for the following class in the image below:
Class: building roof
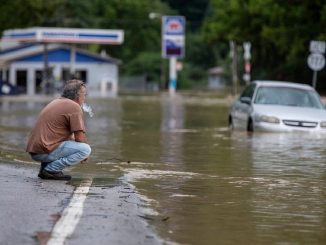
[0,44,120,65]
[208,66,224,75]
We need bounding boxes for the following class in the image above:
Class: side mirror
[240,97,251,105]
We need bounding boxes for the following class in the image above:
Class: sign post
[243,42,251,85]
[169,57,177,95]
[162,16,185,96]
[307,40,325,88]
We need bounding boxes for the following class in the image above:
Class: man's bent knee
[79,143,91,158]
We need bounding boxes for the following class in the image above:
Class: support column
[70,44,76,78]
[1,66,5,81]
[9,67,15,86]
[42,43,50,94]
[27,69,35,96]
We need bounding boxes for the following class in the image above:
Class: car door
[232,83,256,129]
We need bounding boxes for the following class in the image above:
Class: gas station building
[0,27,124,97]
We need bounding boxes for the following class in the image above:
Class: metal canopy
[1,27,124,44]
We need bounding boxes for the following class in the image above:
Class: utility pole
[149,12,166,90]
[229,40,238,95]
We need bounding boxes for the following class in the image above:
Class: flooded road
[1,95,326,245]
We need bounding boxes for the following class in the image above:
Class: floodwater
[1,95,326,245]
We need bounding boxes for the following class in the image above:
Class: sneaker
[38,169,72,181]
[39,162,48,174]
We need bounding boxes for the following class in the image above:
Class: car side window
[240,84,256,100]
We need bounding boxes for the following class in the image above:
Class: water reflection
[160,95,184,164]
[118,97,161,163]
[0,100,47,162]
[248,133,326,244]
[84,99,122,166]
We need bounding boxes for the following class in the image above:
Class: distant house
[0,44,120,97]
[208,66,225,89]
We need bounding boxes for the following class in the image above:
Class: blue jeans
[31,141,91,172]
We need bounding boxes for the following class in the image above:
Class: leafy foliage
[0,0,63,32]
[1,0,326,90]
[203,0,326,88]
[125,52,162,82]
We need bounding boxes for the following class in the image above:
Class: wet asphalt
[0,162,165,245]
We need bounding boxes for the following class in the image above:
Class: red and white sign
[162,16,185,58]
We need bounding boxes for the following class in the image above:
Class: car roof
[252,80,314,91]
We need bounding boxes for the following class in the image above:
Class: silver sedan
[228,80,326,132]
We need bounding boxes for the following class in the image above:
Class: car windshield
[254,86,324,109]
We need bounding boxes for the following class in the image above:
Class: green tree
[162,0,210,31]
[96,0,172,81]
[95,1,168,56]
[126,52,162,82]
[48,0,99,27]
[202,0,326,88]
[0,0,63,33]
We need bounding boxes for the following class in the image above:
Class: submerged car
[228,80,326,132]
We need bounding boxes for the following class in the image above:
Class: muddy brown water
[0,95,325,245]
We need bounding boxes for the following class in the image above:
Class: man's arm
[74,130,87,143]
[74,130,89,163]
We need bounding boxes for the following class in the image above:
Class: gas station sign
[162,16,185,58]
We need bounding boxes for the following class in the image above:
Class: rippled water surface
[1,95,326,245]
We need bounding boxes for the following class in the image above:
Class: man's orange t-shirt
[26,98,85,154]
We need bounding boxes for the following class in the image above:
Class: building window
[16,70,27,93]
[35,70,43,94]
[62,69,87,83]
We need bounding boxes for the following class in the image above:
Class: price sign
[162,16,185,58]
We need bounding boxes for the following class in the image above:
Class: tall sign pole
[169,57,177,95]
[162,16,185,97]
[243,42,251,85]
[307,40,325,88]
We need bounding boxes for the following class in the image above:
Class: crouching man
[26,79,91,180]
